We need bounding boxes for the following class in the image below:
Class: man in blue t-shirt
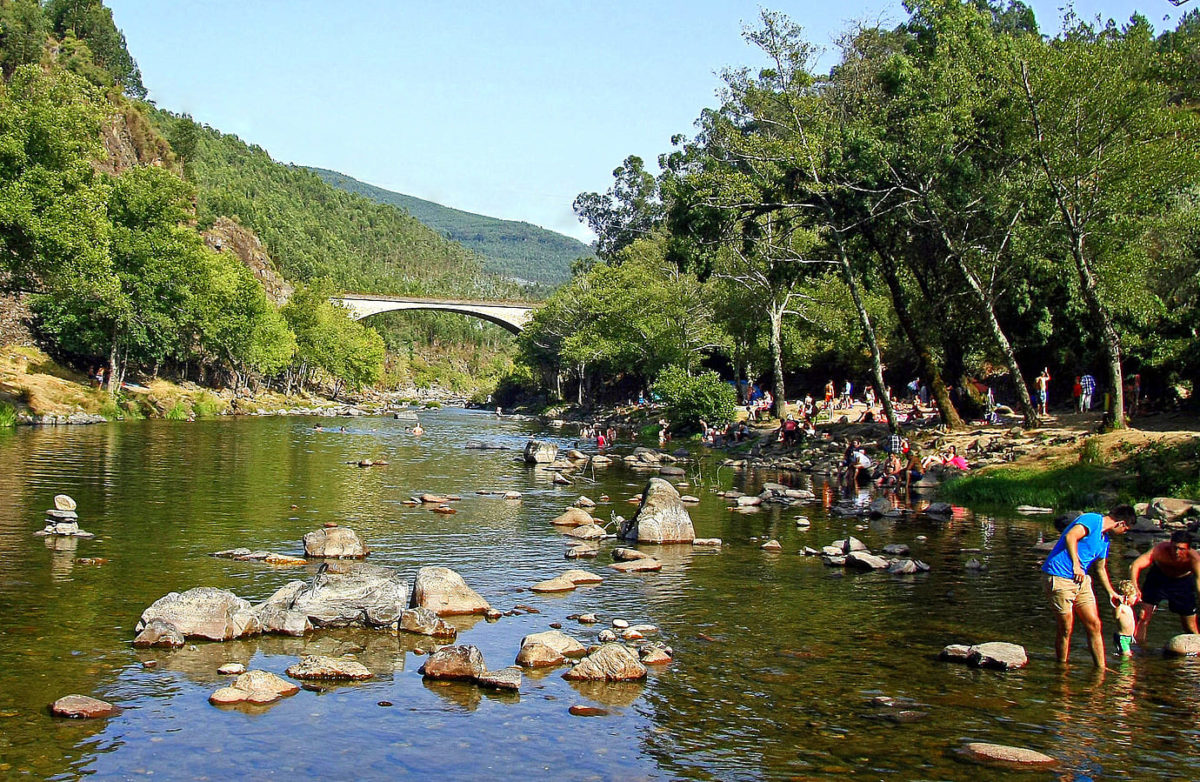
[1041,505,1136,666]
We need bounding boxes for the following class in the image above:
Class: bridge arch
[332,295,534,335]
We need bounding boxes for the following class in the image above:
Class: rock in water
[210,670,299,705]
[938,644,973,663]
[550,508,594,527]
[399,607,458,638]
[303,526,369,558]
[418,645,487,680]
[285,655,372,681]
[476,667,522,691]
[133,618,185,648]
[967,642,1028,670]
[845,551,889,570]
[520,630,587,658]
[760,539,782,551]
[959,743,1056,769]
[516,642,568,668]
[608,558,662,573]
[412,566,491,616]
[51,695,118,718]
[524,440,559,464]
[136,587,258,641]
[620,478,695,543]
[287,564,410,628]
[562,644,647,682]
[1164,634,1200,656]
[531,575,577,593]
[561,569,603,585]
[54,494,77,511]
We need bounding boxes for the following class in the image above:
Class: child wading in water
[1113,579,1138,658]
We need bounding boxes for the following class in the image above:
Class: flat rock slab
[693,538,722,546]
[612,548,650,561]
[846,551,889,570]
[51,695,118,719]
[476,667,522,691]
[531,576,577,592]
[939,644,973,663]
[561,569,603,585]
[286,655,372,680]
[609,558,662,573]
[967,642,1028,670]
[959,742,1056,769]
[564,524,605,540]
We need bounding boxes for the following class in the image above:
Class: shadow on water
[0,409,1195,779]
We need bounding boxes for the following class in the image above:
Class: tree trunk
[950,253,1040,427]
[837,253,897,431]
[1071,233,1126,428]
[877,251,965,430]
[576,363,585,407]
[767,304,786,418]
[106,324,120,395]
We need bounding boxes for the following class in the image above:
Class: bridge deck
[337,293,538,308]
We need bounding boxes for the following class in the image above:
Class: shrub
[651,366,737,433]
[0,401,16,428]
[423,400,442,409]
[1078,437,1106,466]
[165,401,190,421]
[191,392,224,419]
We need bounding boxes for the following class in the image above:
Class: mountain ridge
[306,167,590,287]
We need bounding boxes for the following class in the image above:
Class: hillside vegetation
[309,167,590,286]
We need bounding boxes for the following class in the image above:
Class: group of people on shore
[1042,506,1200,666]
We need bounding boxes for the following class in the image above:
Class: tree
[44,0,145,97]
[573,155,664,261]
[0,0,48,77]
[1012,18,1200,426]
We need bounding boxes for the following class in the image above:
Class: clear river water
[0,409,1198,780]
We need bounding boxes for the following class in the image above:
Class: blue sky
[107,1,1191,242]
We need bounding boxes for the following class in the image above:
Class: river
[0,409,1197,780]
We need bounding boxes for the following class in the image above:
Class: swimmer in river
[412,424,424,436]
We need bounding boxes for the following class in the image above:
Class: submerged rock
[1164,634,1200,656]
[959,742,1056,769]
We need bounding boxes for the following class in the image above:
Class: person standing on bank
[1128,530,1200,644]
[1041,505,1135,666]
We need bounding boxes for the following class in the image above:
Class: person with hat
[1041,505,1136,665]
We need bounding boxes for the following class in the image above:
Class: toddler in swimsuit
[1113,579,1138,657]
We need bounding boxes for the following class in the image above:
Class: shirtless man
[1129,530,1200,644]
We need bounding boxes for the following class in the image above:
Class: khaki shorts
[1045,574,1095,615]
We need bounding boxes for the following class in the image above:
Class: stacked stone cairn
[34,495,94,538]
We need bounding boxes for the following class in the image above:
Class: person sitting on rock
[1129,530,1200,644]
[876,452,903,487]
[942,445,969,471]
[903,449,923,491]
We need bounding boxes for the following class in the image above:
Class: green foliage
[1078,437,1106,466]
[651,366,737,432]
[940,465,1110,509]
[0,399,16,427]
[0,0,48,77]
[1127,439,1200,500]
[310,167,588,286]
[44,0,145,97]
[191,392,223,419]
[573,155,663,261]
[282,284,383,391]
[165,401,188,421]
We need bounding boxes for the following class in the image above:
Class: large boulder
[515,642,567,668]
[620,478,695,544]
[303,526,369,558]
[562,643,647,682]
[287,564,410,628]
[136,587,258,641]
[418,645,487,680]
[1150,497,1200,523]
[411,566,490,616]
[524,440,559,464]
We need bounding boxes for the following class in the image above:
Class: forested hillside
[309,167,590,286]
[154,116,522,301]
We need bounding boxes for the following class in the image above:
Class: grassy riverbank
[939,425,1200,509]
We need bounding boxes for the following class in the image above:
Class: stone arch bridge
[332,294,534,334]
